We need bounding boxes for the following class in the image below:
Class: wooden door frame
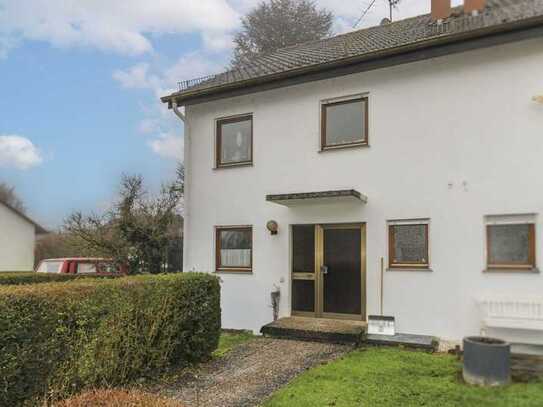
[291,223,366,321]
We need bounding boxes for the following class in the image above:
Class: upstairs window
[216,115,253,168]
[388,220,430,270]
[486,220,536,271]
[321,97,368,150]
[216,226,252,272]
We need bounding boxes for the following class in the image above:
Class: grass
[212,331,255,358]
[264,347,543,407]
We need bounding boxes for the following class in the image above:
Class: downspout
[172,100,186,122]
[172,100,190,271]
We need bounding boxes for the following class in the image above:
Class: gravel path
[157,338,351,407]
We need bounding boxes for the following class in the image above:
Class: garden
[1,272,542,406]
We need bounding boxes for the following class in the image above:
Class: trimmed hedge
[0,272,109,286]
[0,273,221,406]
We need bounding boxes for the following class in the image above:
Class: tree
[232,0,333,68]
[64,168,184,274]
[34,232,84,266]
[0,183,25,213]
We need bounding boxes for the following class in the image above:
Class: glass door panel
[291,225,316,314]
[322,227,362,316]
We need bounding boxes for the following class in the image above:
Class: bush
[0,273,221,406]
[0,272,108,286]
[55,389,183,407]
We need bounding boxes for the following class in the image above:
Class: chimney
[431,0,451,21]
[464,0,486,15]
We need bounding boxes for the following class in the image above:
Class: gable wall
[0,204,36,272]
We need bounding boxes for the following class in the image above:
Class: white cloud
[113,53,223,160]
[0,1,465,59]
[0,0,241,57]
[138,118,162,135]
[113,53,223,96]
[113,63,156,89]
[0,135,43,170]
[149,132,184,160]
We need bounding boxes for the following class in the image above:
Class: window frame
[215,225,253,273]
[320,97,369,151]
[215,114,253,168]
[388,222,430,270]
[486,223,536,271]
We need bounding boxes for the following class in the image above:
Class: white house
[163,0,543,352]
[0,201,47,272]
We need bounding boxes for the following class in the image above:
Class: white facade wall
[0,204,36,272]
[183,38,543,344]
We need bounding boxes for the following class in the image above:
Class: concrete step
[365,333,438,351]
[261,316,366,345]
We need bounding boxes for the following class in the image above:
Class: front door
[291,224,366,320]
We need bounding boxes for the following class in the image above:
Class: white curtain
[221,249,251,267]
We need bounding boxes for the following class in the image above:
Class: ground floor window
[215,226,252,272]
[485,215,536,271]
[388,219,430,270]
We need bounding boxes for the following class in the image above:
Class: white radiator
[480,299,543,332]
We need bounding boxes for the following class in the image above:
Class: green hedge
[0,272,108,285]
[0,273,221,406]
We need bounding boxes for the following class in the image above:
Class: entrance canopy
[266,189,367,207]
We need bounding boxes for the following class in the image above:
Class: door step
[261,317,366,345]
[365,333,437,351]
[261,317,437,350]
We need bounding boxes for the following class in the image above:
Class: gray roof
[162,0,543,105]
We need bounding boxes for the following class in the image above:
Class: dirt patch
[154,338,350,407]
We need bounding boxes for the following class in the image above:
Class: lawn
[264,347,543,407]
[212,330,255,358]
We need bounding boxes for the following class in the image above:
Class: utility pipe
[171,100,189,270]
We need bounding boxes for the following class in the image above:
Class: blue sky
[0,0,452,229]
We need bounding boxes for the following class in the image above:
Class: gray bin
[463,336,511,386]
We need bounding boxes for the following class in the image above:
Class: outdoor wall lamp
[533,95,543,104]
[266,220,279,235]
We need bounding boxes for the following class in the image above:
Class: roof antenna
[354,0,402,29]
[387,0,402,21]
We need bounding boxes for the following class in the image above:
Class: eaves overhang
[161,15,543,108]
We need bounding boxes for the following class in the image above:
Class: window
[388,221,429,269]
[216,115,253,167]
[216,226,252,272]
[77,262,98,274]
[321,97,368,150]
[486,223,536,270]
[37,261,63,273]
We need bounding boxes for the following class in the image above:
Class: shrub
[0,273,221,406]
[0,272,108,286]
[55,389,183,407]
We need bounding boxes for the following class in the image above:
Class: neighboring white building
[163,0,543,352]
[0,201,47,272]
